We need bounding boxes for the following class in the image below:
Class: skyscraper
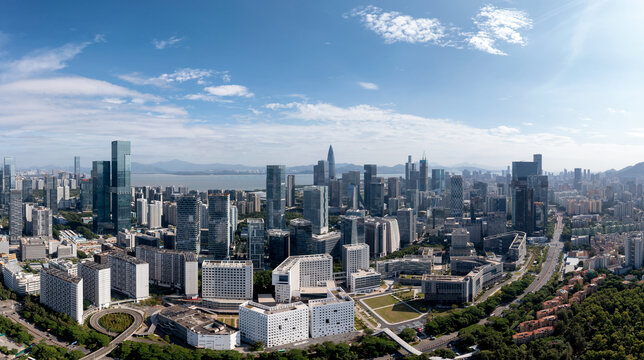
[92,161,111,233]
[286,174,295,207]
[397,208,416,247]
[3,157,15,191]
[313,160,328,186]
[327,145,336,180]
[111,140,131,232]
[136,198,148,226]
[44,175,59,215]
[79,179,92,211]
[266,165,286,230]
[387,177,400,198]
[369,178,385,217]
[449,175,463,218]
[342,171,360,209]
[363,164,377,210]
[268,229,290,267]
[341,216,365,245]
[303,186,328,235]
[573,168,582,192]
[9,189,22,244]
[208,193,230,259]
[511,161,540,234]
[176,194,201,253]
[419,155,429,192]
[431,169,445,194]
[247,218,265,269]
[405,155,412,188]
[533,154,542,175]
[74,156,80,180]
[21,178,33,203]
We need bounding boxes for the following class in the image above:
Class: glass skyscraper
[266,165,286,230]
[74,156,80,180]
[92,161,111,233]
[177,194,201,253]
[303,185,328,235]
[208,193,230,259]
[111,141,131,232]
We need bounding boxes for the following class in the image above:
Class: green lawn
[375,303,421,323]
[405,299,429,313]
[393,290,415,301]
[363,295,399,309]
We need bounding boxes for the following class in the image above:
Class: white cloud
[467,5,532,55]
[152,36,183,50]
[607,107,629,115]
[490,125,520,136]
[204,84,253,97]
[350,6,445,44]
[0,38,101,80]
[522,122,534,126]
[119,68,218,87]
[358,81,379,90]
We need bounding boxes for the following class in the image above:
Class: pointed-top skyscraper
[327,145,336,180]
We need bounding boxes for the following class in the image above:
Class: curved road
[81,307,144,360]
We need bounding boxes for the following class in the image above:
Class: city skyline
[0,1,643,170]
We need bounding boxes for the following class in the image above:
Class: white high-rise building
[272,254,333,303]
[202,260,253,300]
[342,243,369,277]
[148,200,163,229]
[309,289,354,338]
[108,252,149,301]
[31,206,52,237]
[136,198,148,226]
[135,246,198,298]
[239,301,309,348]
[625,235,644,269]
[303,186,328,235]
[78,261,111,309]
[40,268,83,323]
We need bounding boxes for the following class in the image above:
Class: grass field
[405,299,429,313]
[363,294,399,309]
[375,303,421,323]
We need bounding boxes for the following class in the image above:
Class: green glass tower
[111,141,131,232]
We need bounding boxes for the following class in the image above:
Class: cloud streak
[152,36,183,49]
[358,81,379,90]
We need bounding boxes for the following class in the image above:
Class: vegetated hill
[615,161,644,178]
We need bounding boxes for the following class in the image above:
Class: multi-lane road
[81,307,144,360]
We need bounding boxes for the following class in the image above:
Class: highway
[81,307,144,360]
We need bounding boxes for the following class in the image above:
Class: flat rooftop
[243,301,308,315]
[43,267,82,284]
[160,306,237,335]
[109,251,147,265]
[79,260,110,271]
[202,259,253,268]
[274,254,332,273]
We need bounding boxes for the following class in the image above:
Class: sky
[1,0,643,172]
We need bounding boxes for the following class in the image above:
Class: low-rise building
[21,238,47,261]
[347,268,381,293]
[422,257,503,304]
[2,261,40,295]
[157,306,239,350]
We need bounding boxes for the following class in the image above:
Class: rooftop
[136,245,197,261]
[43,267,82,284]
[274,254,332,273]
[160,306,237,335]
[79,260,110,271]
[109,251,147,265]
[243,301,308,315]
[202,259,253,268]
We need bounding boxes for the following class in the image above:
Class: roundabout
[81,307,144,360]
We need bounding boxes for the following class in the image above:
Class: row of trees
[28,342,84,360]
[20,296,110,351]
[424,274,535,336]
[112,336,400,360]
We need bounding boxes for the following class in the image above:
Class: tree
[399,328,417,343]
[250,341,265,352]
[254,270,274,295]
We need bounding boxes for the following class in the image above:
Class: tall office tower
[268,229,290,267]
[303,186,328,235]
[448,175,464,218]
[365,217,400,257]
[369,178,385,217]
[342,171,360,208]
[92,161,111,232]
[528,175,549,231]
[79,179,92,211]
[40,268,83,323]
[176,195,201,254]
[78,261,111,309]
[625,236,644,269]
[329,178,342,207]
[573,168,582,192]
[533,154,543,175]
[31,206,52,237]
[286,174,295,207]
[266,165,286,230]
[148,200,163,229]
[327,145,336,180]
[74,156,80,180]
[247,218,265,270]
[363,164,377,210]
[313,160,329,186]
[229,205,238,243]
[199,203,208,230]
[405,188,419,214]
[342,243,369,276]
[111,140,131,232]
[341,215,365,245]
[44,175,58,215]
[201,260,253,299]
[136,246,199,298]
[431,169,446,194]
[208,193,231,259]
[289,218,314,255]
[405,155,412,188]
[397,208,416,247]
[136,198,148,226]
[387,177,400,198]
[9,189,22,244]
[21,178,33,203]
[511,161,539,234]
[108,252,149,301]
[419,155,429,191]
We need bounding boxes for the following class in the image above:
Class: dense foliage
[54,211,98,240]
[0,315,33,344]
[425,274,534,336]
[28,342,84,360]
[253,270,274,295]
[112,336,399,360]
[20,296,110,350]
[98,313,134,333]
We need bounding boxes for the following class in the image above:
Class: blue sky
[0,0,643,171]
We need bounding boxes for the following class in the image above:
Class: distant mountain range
[129,159,501,175]
[613,162,644,178]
